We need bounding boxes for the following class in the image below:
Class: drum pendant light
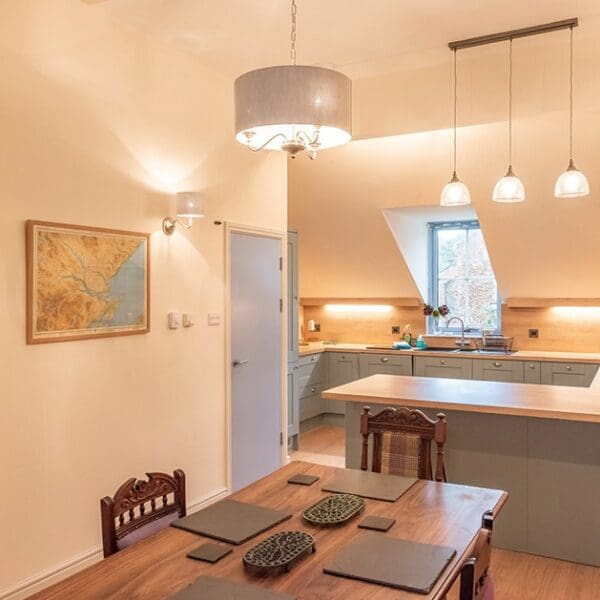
[440,49,472,206]
[554,26,590,198]
[493,38,525,203]
[234,0,351,159]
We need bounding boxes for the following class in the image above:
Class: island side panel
[345,402,528,552]
[527,418,600,566]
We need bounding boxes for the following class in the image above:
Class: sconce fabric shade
[234,65,352,150]
[176,192,205,219]
[554,164,590,198]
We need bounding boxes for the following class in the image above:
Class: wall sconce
[162,192,205,235]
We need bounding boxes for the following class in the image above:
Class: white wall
[0,2,286,595]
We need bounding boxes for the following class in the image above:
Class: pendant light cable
[290,0,297,66]
[453,48,457,176]
[508,37,513,171]
[569,25,574,162]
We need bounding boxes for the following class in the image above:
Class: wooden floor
[291,425,600,600]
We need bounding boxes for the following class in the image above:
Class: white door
[230,231,282,491]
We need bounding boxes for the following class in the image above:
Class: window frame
[428,220,501,335]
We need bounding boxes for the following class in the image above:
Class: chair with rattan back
[360,406,447,481]
[100,469,186,557]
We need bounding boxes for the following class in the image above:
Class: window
[429,220,500,332]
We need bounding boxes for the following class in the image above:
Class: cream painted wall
[289,27,600,300]
[0,2,286,594]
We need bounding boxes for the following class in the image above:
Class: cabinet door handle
[341,355,346,360]
[529,363,536,369]
[440,360,446,365]
[311,355,317,362]
[381,357,389,363]
[494,361,502,368]
[566,365,572,371]
[311,386,316,393]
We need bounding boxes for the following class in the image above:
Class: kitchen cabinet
[472,358,525,383]
[297,353,326,422]
[540,362,598,387]
[325,352,359,414]
[287,364,299,449]
[359,353,413,378]
[287,231,299,364]
[522,361,541,384]
[414,356,472,380]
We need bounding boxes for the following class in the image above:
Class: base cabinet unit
[523,361,541,384]
[359,353,413,378]
[473,359,525,383]
[414,356,473,380]
[540,362,599,387]
[297,353,327,422]
[325,352,359,415]
[286,365,299,449]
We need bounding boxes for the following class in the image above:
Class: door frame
[225,222,287,492]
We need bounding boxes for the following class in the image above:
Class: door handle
[232,359,249,367]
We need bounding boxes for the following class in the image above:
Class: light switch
[182,313,194,328]
[168,312,181,329]
[208,313,221,326]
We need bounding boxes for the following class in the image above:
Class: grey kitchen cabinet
[523,361,541,384]
[287,364,299,448]
[287,231,299,364]
[324,352,359,414]
[297,352,326,422]
[359,353,413,378]
[540,362,598,387]
[414,356,472,380]
[472,358,525,383]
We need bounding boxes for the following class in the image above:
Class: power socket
[528,328,539,339]
[391,326,400,334]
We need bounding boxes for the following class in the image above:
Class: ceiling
[102,0,600,79]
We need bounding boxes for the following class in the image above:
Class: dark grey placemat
[323,534,456,594]
[172,500,291,545]
[322,469,417,502]
[170,575,296,599]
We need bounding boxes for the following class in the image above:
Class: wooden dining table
[31,461,507,600]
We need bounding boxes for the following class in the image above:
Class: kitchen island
[322,373,600,566]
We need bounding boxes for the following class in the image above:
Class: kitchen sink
[366,345,514,355]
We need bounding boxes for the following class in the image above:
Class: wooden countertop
[322,374,600,424]
[299,343,600,365]
[31,461,507,600]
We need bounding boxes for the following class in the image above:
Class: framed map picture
[26,221,150,344]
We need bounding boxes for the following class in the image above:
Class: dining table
[30,461,508,600]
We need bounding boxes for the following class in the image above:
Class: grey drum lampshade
[234,65,352,151]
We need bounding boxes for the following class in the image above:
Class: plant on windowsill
[423,304,450,334]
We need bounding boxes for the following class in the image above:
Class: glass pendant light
[441,49,471,206]
[234,0,351,159]
[555,26,589,198]
[493,38,525,203]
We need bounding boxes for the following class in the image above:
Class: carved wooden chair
[459,511,495,600]
[100,469,186,558]
[360,406,447,481]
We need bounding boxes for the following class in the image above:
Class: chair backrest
[360,406,447,481]
[460,511,495,600]
[100,469,186,558]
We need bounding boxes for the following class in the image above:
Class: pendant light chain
[569,25,574,161]
[508,37,513,170]
[290,0,297,65]
[453,49,458,175]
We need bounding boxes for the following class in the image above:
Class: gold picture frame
[26,221,151,344]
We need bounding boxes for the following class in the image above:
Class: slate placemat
[323,534,456,594]
[170,575,296,600]
[172,499,291,545]
[322,469,417,502]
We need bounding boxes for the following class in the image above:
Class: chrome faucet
[446,317,469,348]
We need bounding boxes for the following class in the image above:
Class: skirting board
[0,487,229,600]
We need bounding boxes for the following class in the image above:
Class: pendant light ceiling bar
[448,18,578,51]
